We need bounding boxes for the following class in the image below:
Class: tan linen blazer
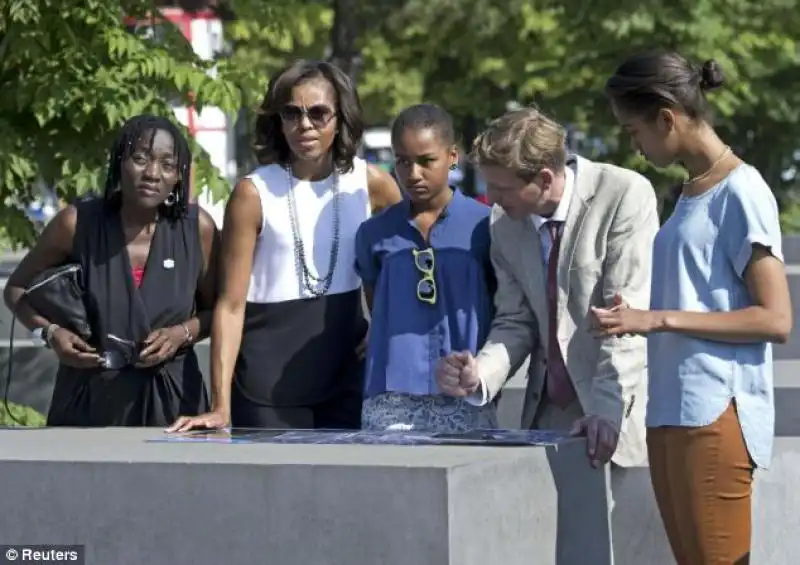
[477,155,659,467]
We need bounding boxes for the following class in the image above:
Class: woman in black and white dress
[170,60,401,431]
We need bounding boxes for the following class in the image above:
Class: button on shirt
[354,190,495,398]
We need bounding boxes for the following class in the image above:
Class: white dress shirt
[531,165,575,269]
[464,165,576,406]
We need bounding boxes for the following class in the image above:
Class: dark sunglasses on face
[279,104,336,128]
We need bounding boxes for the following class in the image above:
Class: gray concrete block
[781,235,800,264]
[751,438,800,564]
[497,367,800,564]
[0,388,797,563]
[0,428,614,565]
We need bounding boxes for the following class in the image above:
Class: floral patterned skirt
[362,391,498,433]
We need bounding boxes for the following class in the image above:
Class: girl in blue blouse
[596,50,792,565]
[355,104,497,432]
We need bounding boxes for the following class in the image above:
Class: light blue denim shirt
[646,163,783,469]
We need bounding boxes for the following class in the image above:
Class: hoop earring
[164,193,176,207]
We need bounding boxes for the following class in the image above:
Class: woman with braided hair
[4,114,220,426]
[598,51,792,564]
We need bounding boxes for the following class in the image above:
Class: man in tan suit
[437,107,659,469]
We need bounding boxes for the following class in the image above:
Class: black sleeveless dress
[46,198,209,427]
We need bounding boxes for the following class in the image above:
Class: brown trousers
[647,402,755,565]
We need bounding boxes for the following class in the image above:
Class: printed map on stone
[150,428,573,446]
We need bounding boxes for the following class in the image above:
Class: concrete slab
[1,269,798,562]
[0,428,615,565]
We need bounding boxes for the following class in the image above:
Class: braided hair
[103,114,192,219]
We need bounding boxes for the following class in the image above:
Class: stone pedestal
[0,428,614,565]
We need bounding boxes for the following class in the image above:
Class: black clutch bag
[20,262,93,341]
[4,262,95,426]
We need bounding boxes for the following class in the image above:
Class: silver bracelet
[44,323,60,347]
[180,322,193,345]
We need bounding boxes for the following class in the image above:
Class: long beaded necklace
[285,166,341,297]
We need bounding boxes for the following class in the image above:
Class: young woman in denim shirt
[595,51,792,565]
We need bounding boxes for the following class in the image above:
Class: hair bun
[700,59,725,91]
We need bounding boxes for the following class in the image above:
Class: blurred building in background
[127,1,233,227]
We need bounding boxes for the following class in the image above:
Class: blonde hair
[470,107,567,179]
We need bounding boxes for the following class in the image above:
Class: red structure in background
[123,7,223,141]
[124,5,231,224]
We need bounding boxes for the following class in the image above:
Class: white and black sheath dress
[230,158,371,429]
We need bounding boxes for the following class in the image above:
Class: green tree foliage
[222,0,799,223]
[0,0,242,247]
[368,0,800,218]
[220,2,331,109]
[218,0,412,174]
[0,401,45,427]
[4,0,799,245]
[216,1,331,174]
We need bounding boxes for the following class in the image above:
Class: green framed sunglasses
[412,248,436,305]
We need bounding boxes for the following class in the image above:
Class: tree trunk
[461,115,478,197]
[328,0,361,82]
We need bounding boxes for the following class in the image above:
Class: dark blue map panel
[148,428,572,446]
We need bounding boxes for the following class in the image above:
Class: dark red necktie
[544,221,577,408]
